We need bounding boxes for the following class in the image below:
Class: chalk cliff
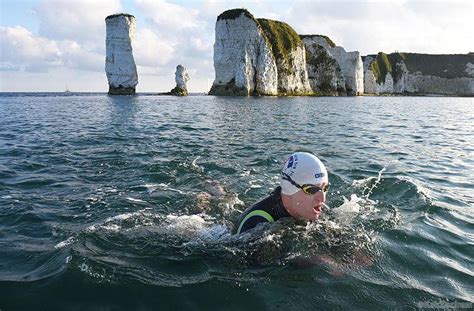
[364,52,474,96]
[300,35,364,95]
[209,9,311,96]
[105,13,138,95]
[169,65,190,96]
[300,35,345,95]
[331,47,364,95]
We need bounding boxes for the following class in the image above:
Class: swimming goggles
[282,172,330,195]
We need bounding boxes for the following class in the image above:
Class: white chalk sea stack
[170,65,190,96]
[105,13,138,95]
[209,9,311,96]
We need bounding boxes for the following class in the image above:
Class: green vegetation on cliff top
[370,52,393,84]
[299,34,336,48]
[257,18,303,69]
[216,9,307,76]
[401,53,473,79]
[368,52,474,83]
[105,13,135,20]
[217,8,255,21]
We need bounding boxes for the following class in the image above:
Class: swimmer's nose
[315,190,326,204]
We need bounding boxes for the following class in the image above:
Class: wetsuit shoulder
[235,187,289,234]
[235,197,275,234]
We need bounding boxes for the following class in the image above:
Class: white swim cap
[280,152,328,195]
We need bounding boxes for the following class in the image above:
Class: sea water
[0,93,472,309]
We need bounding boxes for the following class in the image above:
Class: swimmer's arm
[236,216,269,234]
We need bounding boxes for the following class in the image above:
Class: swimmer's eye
[282,173,330,195]
[301,183,330,195]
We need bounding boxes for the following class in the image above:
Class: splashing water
[364,167,386,199]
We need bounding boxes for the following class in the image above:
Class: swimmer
[235,152,330,234]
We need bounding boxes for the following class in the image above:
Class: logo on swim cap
[287,156,294,169]
[315,172,325,179]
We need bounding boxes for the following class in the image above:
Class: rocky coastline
[104,9,474,97]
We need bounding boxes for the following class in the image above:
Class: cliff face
[332,48,364,95]
[257,19,311,95]
[364,52,474,96]
[301,35,364,95]
[209,9,277,95]
[105,14,138,95]
[301,35,345,95]
[209,9,311,96]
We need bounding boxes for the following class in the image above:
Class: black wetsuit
[235,186,290,234]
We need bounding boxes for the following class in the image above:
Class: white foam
[165,214,208,235]
[126,197,146,203]
[157,183,185,194]
[102,223,121,232]
[144,184,158,194]
[198,224,230,241]
[191,156,204,173]
[54,236,76,249]
[191,156,201,167]
[106,212,136,222]
[331,194,363,224]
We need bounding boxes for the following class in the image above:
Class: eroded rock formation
[105,13,138,95]
[169,65,190,96]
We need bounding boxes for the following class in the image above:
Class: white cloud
[0,0,127,76]
[134,0,202,30]
[283,1,474,54]
[34,0,122,45]
[0,26,62,69]
[57,40,104,71]
[134,28,175,67]
[0,26,103,72]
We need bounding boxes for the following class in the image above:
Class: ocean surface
[0,93,472,310]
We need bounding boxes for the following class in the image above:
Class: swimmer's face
[284,182,328,221]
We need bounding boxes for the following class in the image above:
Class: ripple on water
[1,95,473,308]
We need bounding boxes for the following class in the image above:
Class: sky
[0,0,473,92]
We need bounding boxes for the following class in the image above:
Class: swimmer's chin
[301,213,321,221]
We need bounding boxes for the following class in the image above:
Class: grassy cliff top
[367,52,474,81]
[217,8,255,21]
[369,52,392,84]
[105,13,135,20]
[257,18,303,66]
[299,34,336,48]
